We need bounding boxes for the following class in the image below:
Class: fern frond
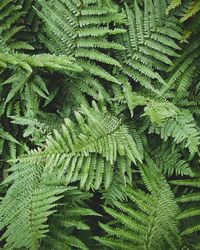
[161,37,200,100]
[118,0,181,93]
[41,189,98,250]
[0,0,32,52]
[151,142,194,177]
[0,53,83,73]
[15,103,143,190]
[0,163,67,249]
[35,0,125,84]
[149,109,200,154]
[168,0,200,22]
[171,178,200,237]
[96,157,181,249]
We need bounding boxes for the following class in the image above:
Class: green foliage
[0,163,66,249]
[95,158,181,249]
[119,0,182,93]
[16,103,143,190]
[0,0,200,249]
[149,109,200,155]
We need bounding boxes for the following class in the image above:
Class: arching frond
[171,179,200,238]
[16,103,143,190]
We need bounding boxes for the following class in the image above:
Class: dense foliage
[0,0,200,249]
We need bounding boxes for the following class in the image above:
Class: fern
[168,0,200,22]
[0,163,67,249]
[0,0,32,52]
[161,37,200,100]
[0,0,200,249]
[16,103,143,190]
[41,189,99,250]
[171,179,200,241]
[150,142,194,177]
[35,0,125,85]
[95,158,181,250]
[118,0,182,93]
[149,109,200,155]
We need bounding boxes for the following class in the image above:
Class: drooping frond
[150,142,194,177]
[0,0,33,52]
[161,37,200,100]
[9,111,64,145]
[17,0,41,32]
[0,53,82,74]
[0,53,82,111]
[0,127,19,155]
[41,189,99,250]
[168,0,200,22]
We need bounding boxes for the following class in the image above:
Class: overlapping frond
[41,190,99,250]
[0,0,32,52]
[150,142,194,177]
[95,158,181,250]
[0,163,67,249]
[171,179,200,239]
[149,109,200,155]
[161,37,200,100]
[35,0,125,84]
[0,0,199,249]
[168,0,200,22]
[16,103,143,190]
[118,0,182,93]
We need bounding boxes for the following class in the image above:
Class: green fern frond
[0,163,67,249]
[0,0,199,249]
[14,103,143,190]
[171,178,200,237]
[168,0,200,22]
[118,0,181,93]
[96,158,181,249]
[41,189,98,250]
[0,0,33,52]
[151,142,194,177]
[149,109,200,155]
[161,37,200,100]
[0,53,83,73]
[35,0,125,84]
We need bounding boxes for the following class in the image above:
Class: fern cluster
[0,0,199,249]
